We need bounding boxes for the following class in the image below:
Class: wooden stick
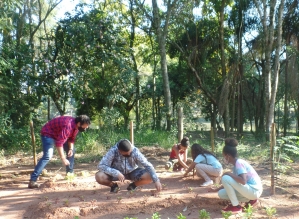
[270,123,276,195]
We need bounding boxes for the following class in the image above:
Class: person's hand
[155,181,162,192]
[67,149,73,157]
[117,173,125,182]
[62,158,70,166]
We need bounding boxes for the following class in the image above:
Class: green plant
[221,211,232,219]
[176,213,186,219]
[275,136,299,173]
[64,199,69,207]
[74,216,80,219]
[123,217,137,219]
[265,207,277,218]
[117,196,122,203]
[80,170,90,177]
[198,209,210,219]
[243,204,254,218]
[151,212,161,219]
[65,172,76,182]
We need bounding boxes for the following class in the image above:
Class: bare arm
[173,145,188,169]
[184,162,196,176]
[57,147,70,166]
[223,172,247,185]
[67,142,74,157]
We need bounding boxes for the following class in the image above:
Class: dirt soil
[1,146,299,219]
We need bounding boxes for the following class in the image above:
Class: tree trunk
[268,0,284,140]
[152,0,177,131]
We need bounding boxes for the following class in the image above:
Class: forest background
[1,0,299,157]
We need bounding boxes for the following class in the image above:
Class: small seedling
[176,212,186,219]
[46,202,52,207]
[243,204,254,218]
[265,207,277,218]
[123,217,137,219]
[74,216,80,219]
[90,199,97,206]
[151,212,161,219]
[44,196,49,201]
[64,199,69,207]
[65,172,76,183]
[78,195,85,201]
[162,183,167,190]
[199,209,211,219]
[188,187,193,193]
[221,211,233,219]
[81,170,90,177]
[117,196,122,203]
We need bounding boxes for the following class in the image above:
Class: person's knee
[221,174,232,184]
[139,172,152,184]
[95,171,106,184]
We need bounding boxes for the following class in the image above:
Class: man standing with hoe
[28,115,90,188]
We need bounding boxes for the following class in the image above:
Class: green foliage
[176,213,186,219]
[0,114,41,153]
[198,209,210,219]
[275,136,299,172]
[221,211,232,219]
[243,204,254,219]
[123,217,138,219]
[148,212,161,219]
[65,172,76,183]
[265,207,277,218]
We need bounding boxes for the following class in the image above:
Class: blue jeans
[30,136,75,181]
[63,142,75,173]
[30,136,55,181]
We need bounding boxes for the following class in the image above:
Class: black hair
[117,139,132,152]
[75,115,91,125]
[222,138,238,158]
[191,144,216,163]
[180,136,190,147]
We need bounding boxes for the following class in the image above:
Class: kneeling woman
[210,138,263,214]
[184,144,223,187]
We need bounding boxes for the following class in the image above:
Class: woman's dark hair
[222,138,238,158]
[180,136,190,147]
[75,115,91,125]
[191,144,216,162]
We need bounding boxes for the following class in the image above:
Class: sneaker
[28,180,39,189]
[243,199,258,210]
[110,183,120,193]
[165,162,172,170]
[200,180,213,187]
[127,182,137,191]
[221,205,242,214]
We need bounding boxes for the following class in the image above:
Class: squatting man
[95,139,162,193]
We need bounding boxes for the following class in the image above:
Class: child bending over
[184,144,223,186]
[165,137,192,171]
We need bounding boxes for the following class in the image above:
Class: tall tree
[252,0,285,140]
